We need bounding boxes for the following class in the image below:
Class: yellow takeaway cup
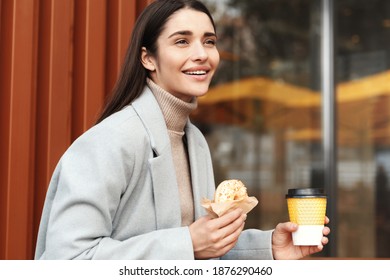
[286,188,327,246]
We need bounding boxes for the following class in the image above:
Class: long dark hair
[96,0,215,123]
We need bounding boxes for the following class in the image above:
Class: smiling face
[141,8,220,102]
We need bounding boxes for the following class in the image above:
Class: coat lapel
[148,150,181,229]
[186,124,211,220]
[132,88,181,229]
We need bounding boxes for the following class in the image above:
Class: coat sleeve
[221,229,274,260]
[35,120,194,260]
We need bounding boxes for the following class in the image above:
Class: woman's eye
[175,39,188,45]
[205,39,216,46]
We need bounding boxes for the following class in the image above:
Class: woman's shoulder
[88,106,145,137]
[68,106,150,154]
[95,105,139,130]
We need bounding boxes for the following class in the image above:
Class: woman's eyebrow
[168,30,192,38]
[168,30,217,38]
[205,32,217,38]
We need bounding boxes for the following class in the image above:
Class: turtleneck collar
[147,78,197,133]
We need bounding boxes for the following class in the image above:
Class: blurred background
[1,0,390,259]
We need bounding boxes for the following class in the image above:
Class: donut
[214,179,248,203]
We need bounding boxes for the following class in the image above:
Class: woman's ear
[141,47,156,72]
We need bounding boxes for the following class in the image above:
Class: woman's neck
[146,78,197,133]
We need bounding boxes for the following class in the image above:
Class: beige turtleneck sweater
[146,79,197,226]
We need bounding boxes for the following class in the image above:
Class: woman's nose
[191,42,208,61]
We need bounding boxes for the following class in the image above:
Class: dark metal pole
[321,0,338,257]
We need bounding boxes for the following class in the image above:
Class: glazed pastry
[214,179,248,203]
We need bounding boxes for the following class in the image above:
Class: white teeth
[185,70,207,75]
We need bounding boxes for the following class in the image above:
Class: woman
[35,0,330,260]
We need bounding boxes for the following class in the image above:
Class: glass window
[193,0,324,253]
[193,0,390,258]
[336,0,390,258]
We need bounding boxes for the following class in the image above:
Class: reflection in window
[192,0,390,258]
[193,0,323,247]
[336,0,390,258]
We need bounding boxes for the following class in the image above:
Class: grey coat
[34,87,274,260]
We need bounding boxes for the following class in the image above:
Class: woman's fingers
[211,214,246,255]
[221,217,246,246]
[216,211,246,239]
[324,216,330,224]
[190,209,247,259]
[208,210,245,242]
[211,208,244,229]
[323,225,330,233]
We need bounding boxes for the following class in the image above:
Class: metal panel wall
[0,0,152,260]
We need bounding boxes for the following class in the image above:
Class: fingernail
[291,223,298,229]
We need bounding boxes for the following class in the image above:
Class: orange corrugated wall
[0,0,153,260]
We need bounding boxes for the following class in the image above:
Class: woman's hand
[189,208,246,259]
[272,216,331,260]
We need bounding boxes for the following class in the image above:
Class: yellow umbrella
[199,76,319,107]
